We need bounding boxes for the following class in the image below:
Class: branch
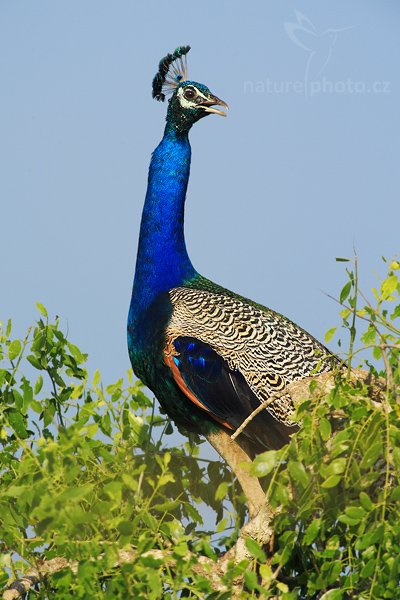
[212,504,276,599]
[205,428,269,518]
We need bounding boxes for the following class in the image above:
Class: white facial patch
[177,86,209,110]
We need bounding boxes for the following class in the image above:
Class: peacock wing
[164,287,335,429]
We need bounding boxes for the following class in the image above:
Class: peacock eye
[183,87,196,100]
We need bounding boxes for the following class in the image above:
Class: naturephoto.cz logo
[244,11,391,97]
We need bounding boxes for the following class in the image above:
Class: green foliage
[1,256,399,598]
[0,314,244,598]
[251,257,400,598]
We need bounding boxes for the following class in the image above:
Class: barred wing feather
[164,287,336,434]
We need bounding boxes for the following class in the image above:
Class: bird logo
[284,11,353,91]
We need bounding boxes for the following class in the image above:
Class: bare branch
[205,428,269,518]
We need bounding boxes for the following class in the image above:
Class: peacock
[127,46,339,460]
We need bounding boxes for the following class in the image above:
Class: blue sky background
[1,1,399,389]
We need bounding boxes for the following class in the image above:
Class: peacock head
[152,46,228,134]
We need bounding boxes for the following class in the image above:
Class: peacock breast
[128,291,172,380]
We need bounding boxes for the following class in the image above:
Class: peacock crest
[152,45,191,102]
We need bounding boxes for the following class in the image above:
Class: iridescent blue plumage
[129,127,196,322]
[128,47,338,452]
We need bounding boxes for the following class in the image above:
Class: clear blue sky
[1,1,399,384]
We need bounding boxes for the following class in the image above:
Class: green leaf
[319,418,332,441]
[340,281,352,304]
[34,375,43,394]
[355,525,384,551]
[30,400,42,414]
[324,327,337,343]
[3,484,31,498]
[6,318,12,337]
[141,513,157,530]
[288,460,310,487]
[391,304,400,319]
[103,481,122,500]
[321,474,342,489]
[338,514,360,527]
[93,369,101,386]
[36,302,48,318]
[245,538,266,562]
[173,542,189,557]
[215,517,228,533]
[0,369,8,387]
[344,506,365,522]
[8,340,21,361]
[360,440,382,470]
[328,458,347,476]
[381,275,398,300]
[152,500,180,513]
[340,307,351,320]
[244,571,258,591]
[158,473,174,487]
[6,409,29,439]
[259,563,273,583]
[27,355,43,370]
[319,590,343,600]
[117,520,134,536]
[215,481,228,501]
[361,325,376,345]
[303,518,321,545]
[372,346,382,360]
[392,447,400,470]
[21,378,33,412]
[335,257,350,262]
[56,484,93,503]
[359,492,373,511]
[252,450,278,477]
[361,558,376,579]
[390,486,400,502]
[67,342,86,365]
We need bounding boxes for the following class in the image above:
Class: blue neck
[130,125,197,321]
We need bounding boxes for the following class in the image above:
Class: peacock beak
[199,95,229,117]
